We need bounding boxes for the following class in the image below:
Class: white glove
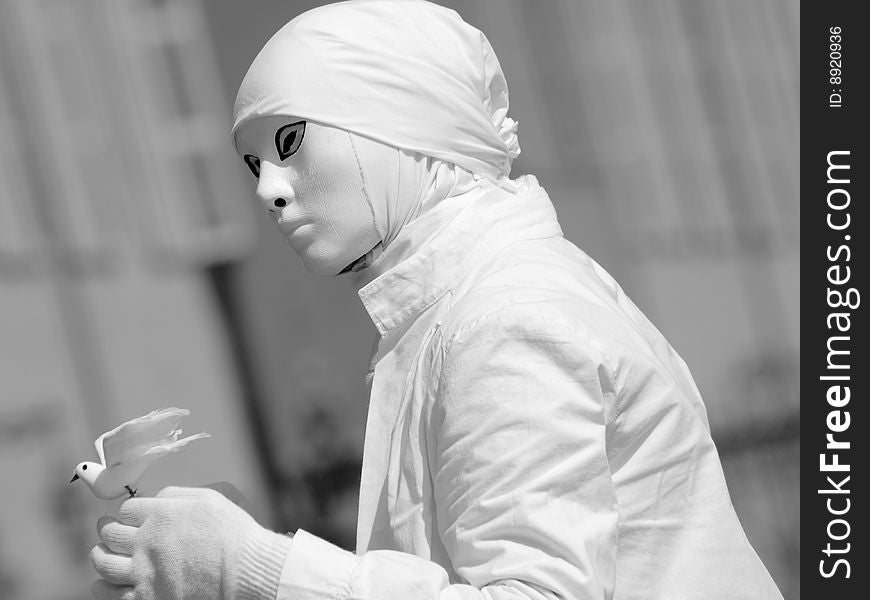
[90,486,292,600]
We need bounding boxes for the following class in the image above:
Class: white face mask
[234,115,381,276]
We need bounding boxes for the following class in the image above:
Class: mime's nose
[258,191,292,215]
[260,196,289,215]
[260,197,289,215]
[255,163,294,214]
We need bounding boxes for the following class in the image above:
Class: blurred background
[0,0,798,598]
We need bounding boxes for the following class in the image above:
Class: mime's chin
[296,250,344,277]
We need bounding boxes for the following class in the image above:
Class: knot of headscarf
[498,117,521,160]
[232,0,521,180]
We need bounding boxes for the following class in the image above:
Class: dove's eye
[243,154,260,179]
[275,121,305,160]
[82,464,87,470]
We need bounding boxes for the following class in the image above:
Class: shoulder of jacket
[431,238,657,371]
[435,244,600,341]
[435,289,607,364]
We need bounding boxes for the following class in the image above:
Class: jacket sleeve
[276,307,619,600]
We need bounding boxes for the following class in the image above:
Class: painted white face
[234,115,381,276]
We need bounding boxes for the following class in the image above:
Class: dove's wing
[94,435,106,466]
[96,407,191,468]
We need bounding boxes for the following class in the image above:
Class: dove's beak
[70,473,79,484]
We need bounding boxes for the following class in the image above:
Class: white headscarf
[349,133,478,251]
[232,0,521,182]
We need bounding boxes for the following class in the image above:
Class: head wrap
[349,133,477,252]
[232,0,521,180]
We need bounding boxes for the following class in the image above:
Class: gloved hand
[90,486,293,600]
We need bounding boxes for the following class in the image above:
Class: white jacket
[275,178,783,599]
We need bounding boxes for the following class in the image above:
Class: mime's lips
[276,218,305,236]
[277,220,314,253]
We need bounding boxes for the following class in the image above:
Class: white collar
[352,176,563,337]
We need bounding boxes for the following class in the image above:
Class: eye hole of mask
[243,154,260,178]
[275,120,306,161]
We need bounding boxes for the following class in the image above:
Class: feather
[95,408,193,468]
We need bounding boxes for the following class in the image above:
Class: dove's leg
[125,486,138,498]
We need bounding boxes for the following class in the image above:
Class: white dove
[70,407,210,499]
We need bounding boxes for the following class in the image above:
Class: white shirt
[276,178,783,599]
